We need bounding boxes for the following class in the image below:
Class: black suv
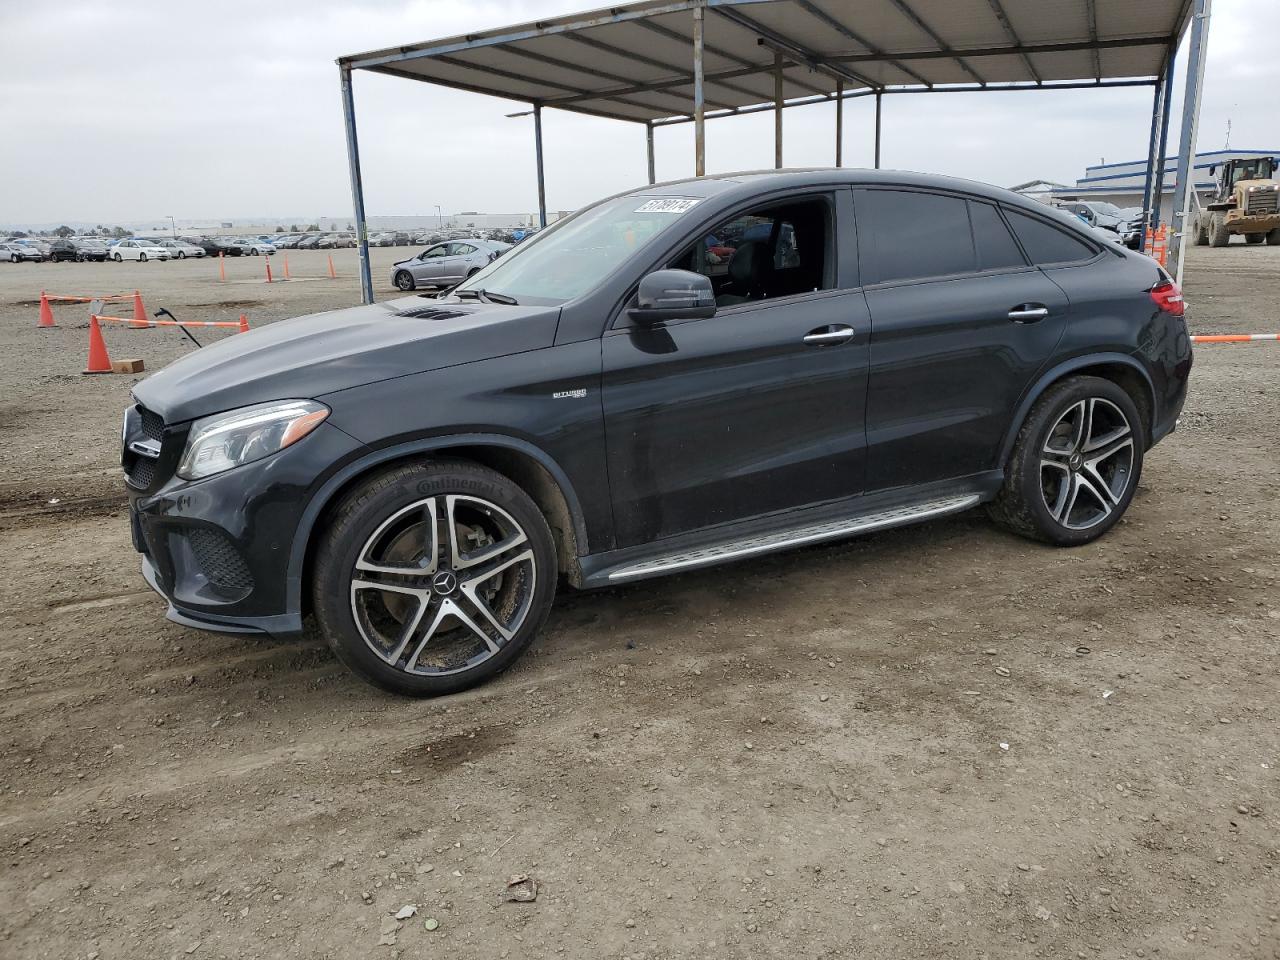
[123,170,1191,696]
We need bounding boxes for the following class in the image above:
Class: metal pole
[1140,75,1165,233]
[338,65,373,305]
[533,102,547,228]
[835,79,843,167]
[773,49,783,169]
[1167,0,1212,285]
[1150,55,1177,231]
[874,91,882,169]
[693,3,706,177]
[646,121,656,184]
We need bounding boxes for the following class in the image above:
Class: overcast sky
[0,0,1274,225]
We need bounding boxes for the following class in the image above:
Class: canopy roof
[339,0,1192,124]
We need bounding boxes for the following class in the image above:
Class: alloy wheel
[349,494,537,676]
[1040,398,1135,531]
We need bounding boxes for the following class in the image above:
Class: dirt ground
[1,245,1277,960]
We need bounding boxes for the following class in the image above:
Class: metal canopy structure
[338,0,1212,303]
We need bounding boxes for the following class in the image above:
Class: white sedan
[111,239,170,262]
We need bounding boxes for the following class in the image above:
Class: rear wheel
[251,248,259,256]
[139,253,147,262]
[1267,227,1280,246]
[178,250,186,259]
[1246,233,1265,244]
[394,270,415,291]
[313,460,557,697]
[989,376,1143,547]
[1194,215,1209,245]
[1209,214,1231,247]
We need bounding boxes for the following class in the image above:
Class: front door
[602,192,869,548]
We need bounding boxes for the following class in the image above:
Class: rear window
[1005,209,1098,265]
[969,201,1026,271]
[863,189,974,283]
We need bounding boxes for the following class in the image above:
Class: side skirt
[577,472,1001,588]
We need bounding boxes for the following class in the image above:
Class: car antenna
[154,308,202,348]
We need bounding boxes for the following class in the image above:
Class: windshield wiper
[455,288,519,305]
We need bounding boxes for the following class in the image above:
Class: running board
[603,494,981,583]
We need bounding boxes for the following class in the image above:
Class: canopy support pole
[1140,75,1164,232]
[533,102,547,228]
[693,2,706,177]
[339,65,373,305]
[835,79,844,167]
[1168,0,1212,285]
[774,49,783,168]
[874,90,882,168]
[646,121,656,184]
[1150,55,1177,231]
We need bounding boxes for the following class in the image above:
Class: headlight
[177,399,328,480]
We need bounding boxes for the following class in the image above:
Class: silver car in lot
[159,239,206,259]
[390,238,511,291]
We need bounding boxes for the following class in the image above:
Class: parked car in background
[393,231,413,246]
[111,239,170,262]
[73,239,110,262]
[390,238,510,291]
[319,234,356,249]
[198,237,236,257]
[273,235,302,249]
[2,242,43,263]
[48,239,80,262]
[122,169,1192,697]
[160,239,206,259]
[243,239,277,256]
[368,232,396,247]
[296,235,322,250]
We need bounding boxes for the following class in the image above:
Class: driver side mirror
[628,269,716,323]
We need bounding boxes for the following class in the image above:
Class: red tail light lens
[1150,279,1185,317]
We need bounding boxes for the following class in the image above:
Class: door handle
[803,324,855,345]
[1008,304,1049,323]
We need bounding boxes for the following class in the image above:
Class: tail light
[1150,279,1185,317]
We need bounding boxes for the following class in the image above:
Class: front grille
[127,456,156,488]
[139,406,165,441]
[395,307,467,320]
[1245,191,1278,215]
[188,528,254,594]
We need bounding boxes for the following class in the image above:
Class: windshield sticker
[635,198,700,214]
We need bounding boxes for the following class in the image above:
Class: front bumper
[127,419,367,638]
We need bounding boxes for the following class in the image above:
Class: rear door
[857,187,1072,490]
[444,242,478,280]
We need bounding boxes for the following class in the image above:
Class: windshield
[454,194,698,304]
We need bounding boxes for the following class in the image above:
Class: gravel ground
[0,244,1277,960]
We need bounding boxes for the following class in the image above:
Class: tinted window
[668,197,832,306]
[864,190,973,283]
[969,201,1026,271]
[1005,209,1097,265]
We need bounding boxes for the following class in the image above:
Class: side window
[423,245,446,259]
[1005,209,1098,265]
[969,201,1027,272]
[449,242,477,256]
[864,189,973,283]
[667,196,832,307]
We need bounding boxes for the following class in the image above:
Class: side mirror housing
[628,269,716,323]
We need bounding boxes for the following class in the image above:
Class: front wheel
[312,460,557,697]
[989,376,1144,547]
[1209,214,1231,247]
[1266,227,1280,246]
[113,253,122,262]
[1194,215,1209,246]
[139,253,147,262]
[251,248,259,256]
[394,270,415,291]
[178,250,186,259]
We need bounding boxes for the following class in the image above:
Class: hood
[132,296,561,423]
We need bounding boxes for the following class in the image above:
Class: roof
[339,0,1192,125]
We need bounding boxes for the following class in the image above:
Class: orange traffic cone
[265,258,273,283]
[283,253,290,280]
[83,316,113,374]
[327,254,337,280]
[238,314,249,334]
[218,251,226,282]
[38,291,55,328]
[130,290,148,328]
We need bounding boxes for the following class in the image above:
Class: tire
[313,459,557,697]
[178,250,186,259]
[139,253,147,262]
[1268,227,1280,246]
[1209,213,1231,247]
[1194,215,1209,246]
[251,248,259,256]
[467,267,481,278]
[988,376,1144,547]
[113,253,122,262]
[1246,233,1265,245]
[394,270,416,291]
